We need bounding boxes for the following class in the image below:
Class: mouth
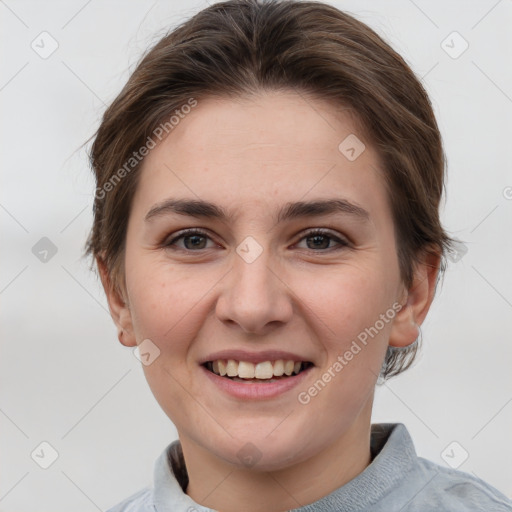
[202,359,314,383]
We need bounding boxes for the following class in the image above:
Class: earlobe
[388,302,420,348]
[389,250,441,348]
[96,256,137,347]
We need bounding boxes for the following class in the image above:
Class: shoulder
[368,424,512,512]
[105,486,154,512]
[405,456,512,511]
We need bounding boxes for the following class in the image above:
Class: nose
[215,245,293,334]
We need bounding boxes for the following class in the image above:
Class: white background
[1,0,511,510]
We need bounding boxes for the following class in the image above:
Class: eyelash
[163,228,349,253]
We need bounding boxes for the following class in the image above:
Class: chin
[208,425,317,472]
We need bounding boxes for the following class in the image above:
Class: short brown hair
[85,0,453,380]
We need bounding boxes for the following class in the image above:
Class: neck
[181,409,373,512]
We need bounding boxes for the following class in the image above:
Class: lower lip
[201,365,313,400]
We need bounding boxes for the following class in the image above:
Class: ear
[389,250,441,348]
[96,255,137,347]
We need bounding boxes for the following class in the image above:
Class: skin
[98,91,439,512]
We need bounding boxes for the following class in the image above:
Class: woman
[85,1,512,510]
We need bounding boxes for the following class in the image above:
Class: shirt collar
[152,423,416,512]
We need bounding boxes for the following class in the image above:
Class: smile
[203,359,314,382]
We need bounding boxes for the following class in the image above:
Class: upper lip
[199,349,314,365]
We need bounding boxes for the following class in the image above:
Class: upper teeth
[210,359,304,379]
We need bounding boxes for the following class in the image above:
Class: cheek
[125,262,219,428]
[291,270,393,429]
[300,263,396,344]
[126,259,216,340]
[295,262,396,410]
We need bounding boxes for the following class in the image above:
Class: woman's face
[118,91,409,470]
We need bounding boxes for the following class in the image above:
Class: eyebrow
[144,198,370,224]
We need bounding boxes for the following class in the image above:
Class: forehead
[157,91,367,165]
[133,91,389,220]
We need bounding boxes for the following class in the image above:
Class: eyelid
[293,228,350,248]
[163,227,350,252]
[164,227,217,248]
[296,227,347,240]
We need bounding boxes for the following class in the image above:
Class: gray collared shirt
[106,423,512,511]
